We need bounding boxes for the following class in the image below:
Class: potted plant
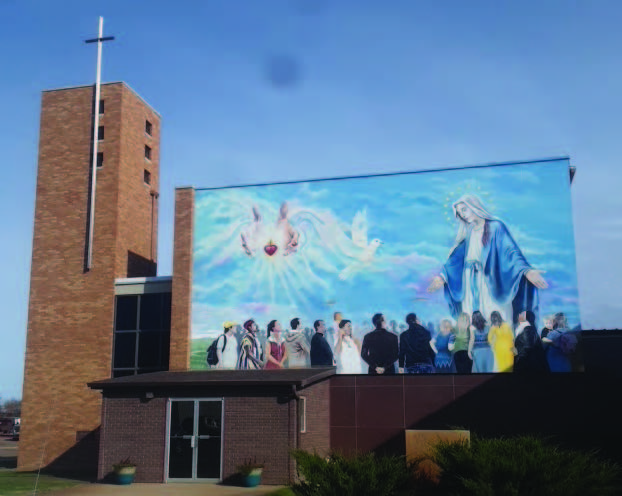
[112,457,137,485]
[237,458,265,487]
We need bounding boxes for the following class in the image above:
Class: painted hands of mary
[427,270,547,292]
[526,269,548,289]
[427,276,444,293]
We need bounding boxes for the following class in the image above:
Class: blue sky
[2,0,622,397]
[191,159,579,345]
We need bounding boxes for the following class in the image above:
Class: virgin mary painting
[427,195,548,325]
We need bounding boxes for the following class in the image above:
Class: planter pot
[114,466,137,485]
[242,468,263,487]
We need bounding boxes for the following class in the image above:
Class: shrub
[291,450,415,496]
[424,435,621,496]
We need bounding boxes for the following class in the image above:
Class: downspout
[149,191,159,262]
[291,385,301,483]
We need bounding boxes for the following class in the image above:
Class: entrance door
[166,399,223,481]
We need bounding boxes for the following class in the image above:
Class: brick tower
[19,82,160,474]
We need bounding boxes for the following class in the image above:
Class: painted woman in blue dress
[427,195,548,325]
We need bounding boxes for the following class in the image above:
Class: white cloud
[534,260,567,272]
[505,168,541,184]
[299,182,329,200]
[412,240,452,260]
[385,251,440,269]
[506,223,560,257]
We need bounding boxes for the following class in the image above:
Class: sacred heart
[264,243,278,256]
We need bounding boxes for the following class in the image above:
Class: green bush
[291,450,416,496]
[425,435,621,496]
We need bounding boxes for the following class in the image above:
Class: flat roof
[115,276,172,285]
[114,276,172,295]
[42,81,161,117]
[88,368,336,390]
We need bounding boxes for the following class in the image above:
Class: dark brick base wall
[330,373,622,463]
[98,397,167,482]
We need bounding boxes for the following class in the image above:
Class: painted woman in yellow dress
[488,311,515,372]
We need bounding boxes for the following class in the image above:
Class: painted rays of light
[193,194,382,309]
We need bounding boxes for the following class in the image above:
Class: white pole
[87,16,104,270]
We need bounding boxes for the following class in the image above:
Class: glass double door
[167,399,223,481]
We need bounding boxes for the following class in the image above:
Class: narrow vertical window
[96,152,104,168]
[97,126,104,141]
[299,396,307,433]
[144,169,151,185]
[145,120,153,136]
[99,99,105,114]
[144,145,152,161]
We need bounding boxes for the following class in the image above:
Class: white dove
[338,209,383,281]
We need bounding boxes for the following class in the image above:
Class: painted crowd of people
[208,310,579,374]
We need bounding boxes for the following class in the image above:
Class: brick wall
[20,83,160,474]
[221,383,329,485]
[94,380,332,485]
[299,380,330,457]
[98,396,167,482]
[169,188,194,370]
[223,395,293,485]
[116,85,160,277]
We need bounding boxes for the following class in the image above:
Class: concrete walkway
[46,482,286,495]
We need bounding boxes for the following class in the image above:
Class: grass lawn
[0,471,80,495]
[190,337,213,370]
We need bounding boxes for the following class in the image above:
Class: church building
[18,80,622,485]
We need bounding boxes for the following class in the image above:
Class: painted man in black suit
[310,320,334,367]
[361,313,399,375]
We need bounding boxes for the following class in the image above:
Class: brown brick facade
[117,87,160,277]
[20,83,160,474]
[169,188,194,370]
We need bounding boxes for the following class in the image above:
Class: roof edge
[299,367,338,388]
[88,368,337,390]
[193,156,572,192]
[42,81,161,117]
[115,276,172,285]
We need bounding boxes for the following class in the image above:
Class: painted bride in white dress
[334,319,362,374]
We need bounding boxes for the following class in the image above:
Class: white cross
[84,17,115,271]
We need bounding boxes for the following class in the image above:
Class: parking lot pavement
[0,437,18,469]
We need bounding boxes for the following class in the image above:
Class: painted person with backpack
[237,319,264,370]
[206,321,239,369]
[219,322,239,369]
[542,312,575,373]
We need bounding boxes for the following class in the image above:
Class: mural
[191,158,581,374]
